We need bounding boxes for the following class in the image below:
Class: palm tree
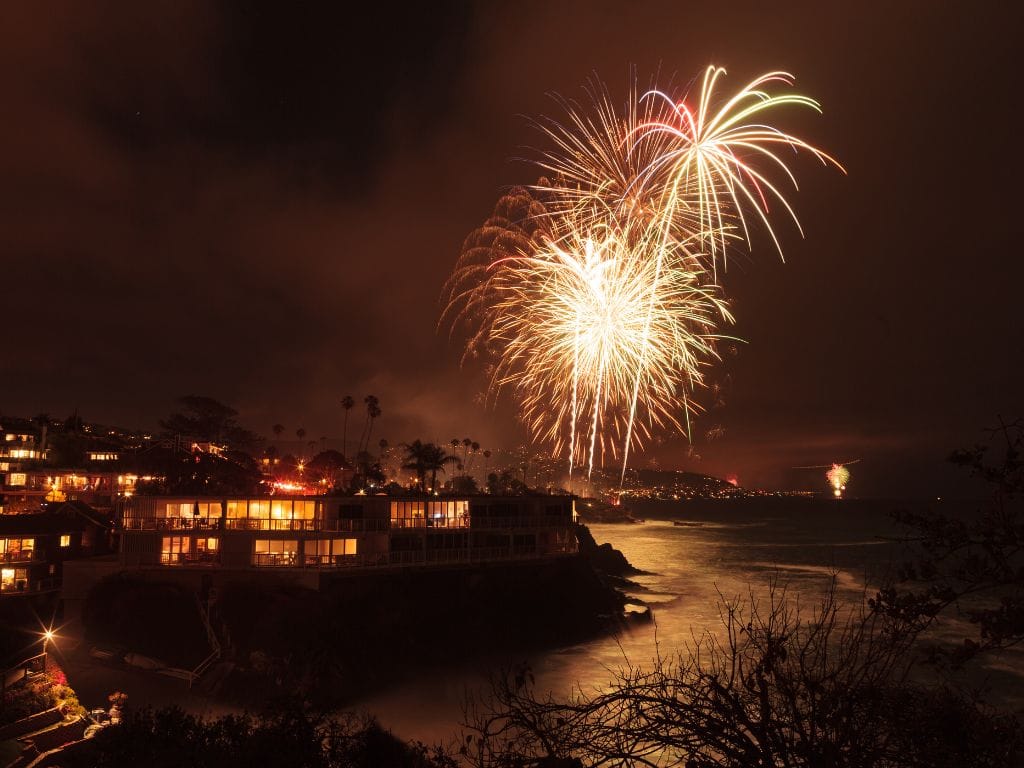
[401,440,430,491]
[340,395,354,459]
[483,449,492,479]
[296,427,306,457]
[462,438,472,465]
[378,438,389,459]
[362,396,381,452]
[272,424,284,444]
[470,441,481,472]
[401,440,458,492]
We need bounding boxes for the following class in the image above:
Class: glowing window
[390,501,425,528]
[249,500,270,519]
[253,539,299,565]
[160,536,190,564]
[254,539,298,554]
[171,501,219,519]
[194,537,218,553]
[313,538,357,557]
[226,501,247,518]
[427,500,469,527]
[293,500,316,519]
[1,567,28,591]
[0,538,34,559]
[60,534,71,547]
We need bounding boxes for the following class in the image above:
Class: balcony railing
[122,517,221,531]
[0,551,38,564]
[224,518,318,532]
[159,552,220,566]
[390,517,470,530]
[252,552,302,567]
[249,542,578,570]
[121,517,392,533]
[0,576,58,595]
[390,516,573,531]
[468,516,574,530]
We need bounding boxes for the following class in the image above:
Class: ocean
[359,497,1024,742]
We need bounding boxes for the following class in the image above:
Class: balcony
[0,550,38,564]
[252,552,302,567]
[0,576,58,595]
[390,517,470,530]
[122,517,221,531]
[159,552,220,566]
[249,542,578,570]
[468,516,574,530]
[224,518,318,532]
[121,516,392,533]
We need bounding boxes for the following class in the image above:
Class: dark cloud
[1,1,1020,497]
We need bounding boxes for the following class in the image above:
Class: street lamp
[41,629,55,671]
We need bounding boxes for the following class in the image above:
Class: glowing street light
[41,628,55,671]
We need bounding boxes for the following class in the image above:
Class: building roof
[0,513,86,535]
[0,504,108,535]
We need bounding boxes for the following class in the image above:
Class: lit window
[427,500,469,527]
[294,500,317,520]
[390,501,425,528]
[312,538,357,557]
[0,538,34,560]
[60,534,71,547]
[270,499,291,519]
[160,536,190,565]
[194,537,219,555]
[1,567,28,592]
[253,539,299,566]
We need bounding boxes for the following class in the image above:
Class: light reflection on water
[358,498,1022,742]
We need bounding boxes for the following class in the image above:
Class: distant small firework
[444,66,841,480]
[826,463,851,498]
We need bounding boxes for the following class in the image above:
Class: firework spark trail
[462,212,730,475]
[443,66,841,482]
[632,67,845,276]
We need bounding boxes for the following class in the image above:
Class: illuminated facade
[1,468,138,513]
[0,423,49,513]
[118,495,577,571]
[0,506,103,596]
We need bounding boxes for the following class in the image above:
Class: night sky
[2,2,1021,497]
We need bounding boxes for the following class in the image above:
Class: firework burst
[444,66,840,481]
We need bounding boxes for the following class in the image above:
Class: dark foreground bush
[58,703,456,768]
[462,582,1024,768]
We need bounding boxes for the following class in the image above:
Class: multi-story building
[117,494,577,575]
[1,468,141,513]
[0,504,109,596]
[0,421,49,514]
